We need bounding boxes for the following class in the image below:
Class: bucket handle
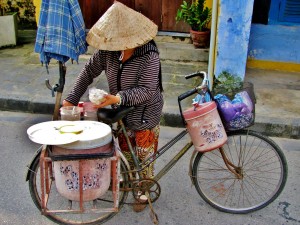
[178,71,214,126]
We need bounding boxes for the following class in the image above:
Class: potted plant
[176,0,212,48]
[0,0,18,47]
[0,0,7,16]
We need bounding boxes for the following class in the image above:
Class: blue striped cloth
[35,0,87,64]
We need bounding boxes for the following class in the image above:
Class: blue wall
[248,24,300,64]
[214,0,254,80]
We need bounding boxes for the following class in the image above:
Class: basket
[213,82,256,131]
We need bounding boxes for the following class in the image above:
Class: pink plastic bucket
[52,121,113,202]
[183,101,227,152]
[52,143,113,202]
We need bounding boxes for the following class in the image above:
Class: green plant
[0,0,18,16]
[0,0,8,16]
[176,0,212,32]
[213,71,243,97]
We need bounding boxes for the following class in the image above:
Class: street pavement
[0,111,299,225]
[0,30,299,138]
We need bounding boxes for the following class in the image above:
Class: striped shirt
[65,41,164,130]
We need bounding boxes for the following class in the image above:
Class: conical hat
[86,1,158,51]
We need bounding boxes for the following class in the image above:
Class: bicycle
[25,71,288,225]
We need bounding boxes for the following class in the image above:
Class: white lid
[58,121,112,149]
[27,121,112,149]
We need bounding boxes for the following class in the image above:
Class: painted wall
[247,24,300,71]
[214,0,254,80]
[33,0,41,24]
[206,0,212,10]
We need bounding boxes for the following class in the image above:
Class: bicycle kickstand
[145,191,159,224]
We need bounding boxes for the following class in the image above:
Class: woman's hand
[93,94,121,108]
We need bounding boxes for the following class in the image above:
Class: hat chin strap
[119,51,124,61]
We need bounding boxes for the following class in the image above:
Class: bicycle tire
[192,130,288,214]
[28,149,129,225]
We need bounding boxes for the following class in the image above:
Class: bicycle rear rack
[39,145,121,215]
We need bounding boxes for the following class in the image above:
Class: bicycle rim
[192,130,288,214]
[28,154,128,225]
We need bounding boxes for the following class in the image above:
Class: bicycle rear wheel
[192,130,287,214]
[28,148,129,225]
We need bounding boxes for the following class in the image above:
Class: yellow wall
[206,0,213,29]
[247,59,300,72]
[33,0,41,24]
[206,0,213,8]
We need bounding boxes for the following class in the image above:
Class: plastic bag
[192,92,212,106]
[214,90,254,131]
[89,88,107,105]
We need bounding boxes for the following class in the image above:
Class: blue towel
[35,0,87,65]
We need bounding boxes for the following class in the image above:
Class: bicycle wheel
[28,148,129,225]
[192,130,288,214]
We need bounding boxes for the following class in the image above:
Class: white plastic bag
[89,88,107,105]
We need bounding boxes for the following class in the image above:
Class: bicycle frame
[115,118,242,186]
[116,119,194,183]
[114,70,245,183]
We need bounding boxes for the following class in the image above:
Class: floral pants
[118,125,160,179]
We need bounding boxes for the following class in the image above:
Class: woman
[62,2,164,212]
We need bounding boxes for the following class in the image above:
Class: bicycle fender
[25,145,43,182]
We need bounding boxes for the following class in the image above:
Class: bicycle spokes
[192,130,287,213]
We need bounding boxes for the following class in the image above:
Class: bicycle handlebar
[178,71,211,125]
[178,71,209,101]
[178,88,198,101]
[184,71,207,80]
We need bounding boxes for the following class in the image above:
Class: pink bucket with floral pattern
[183,101,227,152]
[52,144,112,202]
[52,121,113,202]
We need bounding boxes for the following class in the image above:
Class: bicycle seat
[97,106,135,124]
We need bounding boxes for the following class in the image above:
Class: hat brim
[86,2,158,51]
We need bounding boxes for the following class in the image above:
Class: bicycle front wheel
[192,130,288,214]
[28,149,129,225]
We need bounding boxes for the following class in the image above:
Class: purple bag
[214,85,255,131]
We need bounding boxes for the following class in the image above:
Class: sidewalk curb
[1,97,299,139]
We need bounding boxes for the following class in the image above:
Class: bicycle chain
[98,178,161,205]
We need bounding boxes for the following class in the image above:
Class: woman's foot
[133,194,148,212]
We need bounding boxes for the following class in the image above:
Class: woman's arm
[64,51,105,105]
